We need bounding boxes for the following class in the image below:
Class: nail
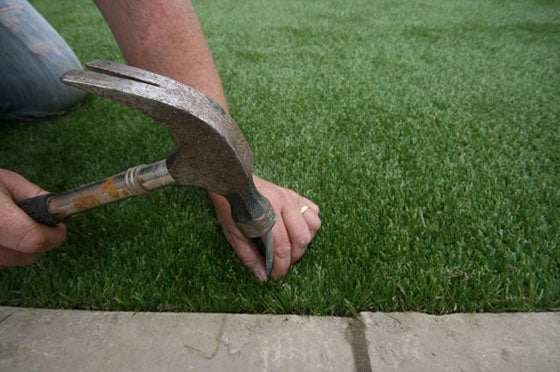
[256,270,268,281]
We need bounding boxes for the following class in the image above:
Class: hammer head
[61,60,275,238]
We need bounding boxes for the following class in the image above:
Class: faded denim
[0,0,85,120]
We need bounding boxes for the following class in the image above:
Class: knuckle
[274,241,291,260]
[309,216,322,233]
[287,189,299,198]
[239,255,256,268]
[277,188,289,201]
[279,188,295,202]
[223,227,248,244]
[232,246,256,267]
[297,231,312,249]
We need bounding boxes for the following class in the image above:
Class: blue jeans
[0,0,85,120]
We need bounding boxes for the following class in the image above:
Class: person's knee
[0,0,85,120]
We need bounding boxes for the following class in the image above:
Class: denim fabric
[0,0,85,120]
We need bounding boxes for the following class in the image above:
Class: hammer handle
[17,160,174,227]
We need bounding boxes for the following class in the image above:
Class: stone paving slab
[362,312,560,372]
[0,306,558,372]
[0,306,354,372]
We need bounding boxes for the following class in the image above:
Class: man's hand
[94,0,320,279]
[0,169,66,269]
[210,175,321,280]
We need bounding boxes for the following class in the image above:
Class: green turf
[1,0,558,315]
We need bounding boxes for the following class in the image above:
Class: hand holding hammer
[16,60,278,275]
[0,0,321,279]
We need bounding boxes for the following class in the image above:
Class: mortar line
[345,315,372,372]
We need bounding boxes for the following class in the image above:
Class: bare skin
[94,0,321,279]
[1,0,321,280]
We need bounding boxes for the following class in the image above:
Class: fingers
[0,170,67,268]
[210,177,322,281]
[0,246,42,268]
[210,192,268,281]
[280,193,310,264]
[224,226,268,281]
[268,189,321,278]
[298,197,321,238]
[300,196,320,214]
[269,217,292,279]
[0,191,67,253]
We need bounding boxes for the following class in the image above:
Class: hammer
[16,60,276,275]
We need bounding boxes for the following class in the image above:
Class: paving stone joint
[0,307,558,371]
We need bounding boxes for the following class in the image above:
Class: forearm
[93,0,228,111]
[93,0,321,280]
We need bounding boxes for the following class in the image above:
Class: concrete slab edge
[0,306,558,372]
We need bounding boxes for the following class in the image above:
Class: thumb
[224,226,268,281]
[209,191,268,280]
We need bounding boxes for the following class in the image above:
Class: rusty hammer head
[61,60,275,238]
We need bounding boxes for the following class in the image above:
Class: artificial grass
[0,0,558,315]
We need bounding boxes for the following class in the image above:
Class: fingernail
[256,270,268,281]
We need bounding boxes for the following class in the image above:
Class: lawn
[1,0,558,315]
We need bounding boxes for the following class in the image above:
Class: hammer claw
[85,59,177,88]
[61,68,191,138]
[62,69,166,106]
[59,60,276,246]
